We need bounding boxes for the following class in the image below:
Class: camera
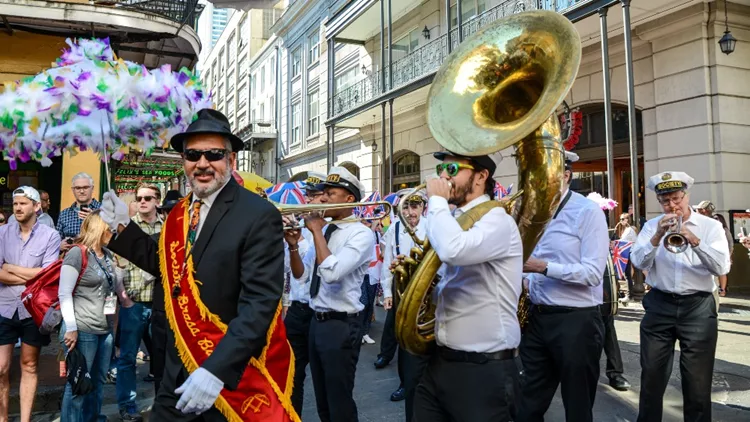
[66,238,73,245]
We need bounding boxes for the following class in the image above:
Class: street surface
[9,297,750,421]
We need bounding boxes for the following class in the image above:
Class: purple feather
[177,72,190,84]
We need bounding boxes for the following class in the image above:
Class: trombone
[274,201,392,231]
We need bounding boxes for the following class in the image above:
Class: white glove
[100,190,131,232]
[175,367,224,414]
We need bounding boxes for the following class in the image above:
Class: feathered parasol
[0,38,211,171]
[587,192,618,211]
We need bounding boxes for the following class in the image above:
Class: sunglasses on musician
[436,162,475,177]
[136,195,156,202]
[183,149,228,162]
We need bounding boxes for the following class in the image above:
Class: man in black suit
[100,109,286,420]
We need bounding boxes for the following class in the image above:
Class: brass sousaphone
[392,10,582,355]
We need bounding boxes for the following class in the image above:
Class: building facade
[266,0,749,289]
[0,0,204,216]
[198,2,285,182]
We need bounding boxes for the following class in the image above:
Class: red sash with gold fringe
[160,198,299,422]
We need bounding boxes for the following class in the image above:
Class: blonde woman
[614,213,638,242]
[58,210,132,421]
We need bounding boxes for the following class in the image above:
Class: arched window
[340,161,360,180]
[391,151,420,192]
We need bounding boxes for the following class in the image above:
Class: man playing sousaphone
[378,188,428,417]
[412,151,523,421]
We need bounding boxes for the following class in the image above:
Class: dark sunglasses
[436,162,475,177]
[136,195,156,202]
[183,149,228,162]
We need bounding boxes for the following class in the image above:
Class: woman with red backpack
[58,210,132,421]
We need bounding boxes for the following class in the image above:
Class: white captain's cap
[647,171,694,195]
[395,188,427,204]
[323,166,365,201]
[564,151,579,163]
[304,171,327,192]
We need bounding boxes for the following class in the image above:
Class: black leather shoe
[390,387,405,402]
[609,375,631,391]
[374,356,389,369]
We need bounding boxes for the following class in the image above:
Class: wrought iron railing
[329,0,592,120]
[118,0,205,29]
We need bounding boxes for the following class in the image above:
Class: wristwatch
[542,264,548,276]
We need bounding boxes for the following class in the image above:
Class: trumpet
[663,209,688,253]
[275,201,392,231]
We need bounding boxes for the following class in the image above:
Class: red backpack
[21,245,88,334]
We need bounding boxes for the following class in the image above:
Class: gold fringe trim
[159,200,300,422]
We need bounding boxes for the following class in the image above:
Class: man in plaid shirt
[56,172,101,251]
[115,184,163,421]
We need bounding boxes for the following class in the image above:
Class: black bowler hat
[159,190,184,212]
[170,109,244,152]
[433,151,498,175]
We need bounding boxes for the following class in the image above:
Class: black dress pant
[151,308,168,396]
[378,305,399,363]
[309,314,362,422]
[518,306,605,422]
[637,289,718,422]
[402,349,430,422]
[151,335,226,421]
[413,349,521,422]
[602,312,624,379]
[284,301,314,415]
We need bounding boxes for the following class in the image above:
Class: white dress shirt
[428,194,523,353]
[299,218,372,313]
[189,180,230,242]
[620,226,638,243]
[526,190,609,307]
[286,228,313,303]
[380,217,428,299]
[630,212,730,295]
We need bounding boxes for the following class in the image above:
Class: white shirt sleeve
[380,228,396,299]
[693,222,732,276]
[545,205,609,286]
[59,265,79,332]
[317,227,373,284]
[298,241,316,284]
[427,196,513,266]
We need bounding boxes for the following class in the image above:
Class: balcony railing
[329,0,592,121]
[118,0,204,29]
[237,120,278,143]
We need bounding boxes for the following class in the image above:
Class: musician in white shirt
[631,171,730,422]
[413,151,523,422]
[286,167,372,422]
[281,171,325,416]
[376,190,428,417]
[518,151,609,422]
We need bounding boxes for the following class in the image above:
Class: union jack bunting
[494,182,513,199]
[269,188,306,205]
[611,240,633,280]
[265,181,305,195]
[355,191,382,218]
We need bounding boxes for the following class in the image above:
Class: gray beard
[189,168,232,199]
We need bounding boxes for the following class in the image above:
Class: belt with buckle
[314,311,359,322]
[533,304,599,314]
[437,346,518,364]
[291,301,312,311]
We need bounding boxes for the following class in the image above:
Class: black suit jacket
[108,178,284,390]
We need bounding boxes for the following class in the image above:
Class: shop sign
[115,168,179,178]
